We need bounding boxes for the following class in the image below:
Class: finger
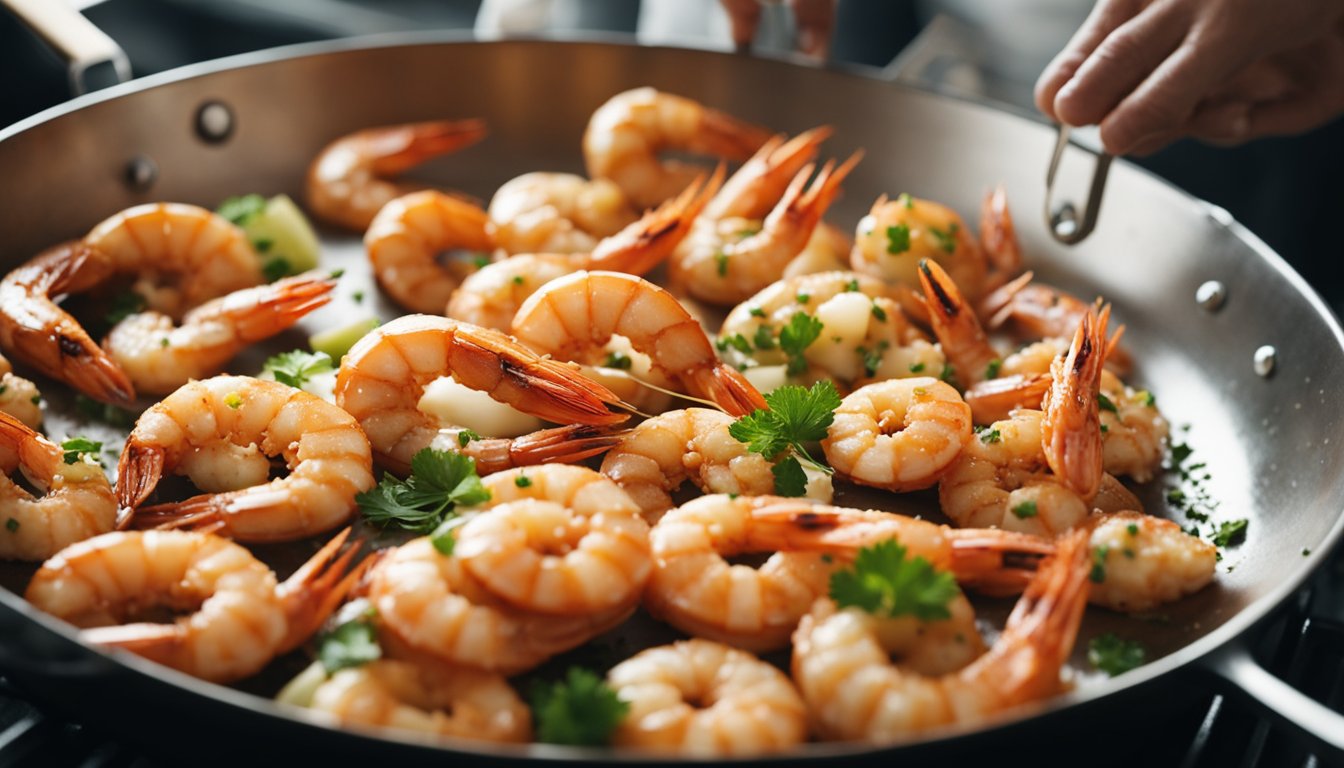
[1053,2,1188,128]
[790,0,836,57]
[720,0,763,50]
[1034,0,1143,120]
[1242,92,1344,138]
[1185,99,1252,146]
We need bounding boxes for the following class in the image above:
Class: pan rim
[1,30,1342,760]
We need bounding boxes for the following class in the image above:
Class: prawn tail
[965,373,1052,426]
[68,350,137,406]
[278,527,368,652]
[918,258,995,386]
[369,118,488,176]
[684,364,767,417]
[977,270,1034,329]
[979,184,1023,289]
[81,622,187,668]
[0,410,39,449]
[226,271,339,342]
[947,528,1056,597]
[691,106,775,161]
[481,424,630,474]
[1043,310,1106,499]
[115,443,166,525]
[587,165,724,275]
[131,494,230,535]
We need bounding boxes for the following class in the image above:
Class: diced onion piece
[418,377,543,438]
[743,364,788,395]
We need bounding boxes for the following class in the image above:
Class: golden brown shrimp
[583,87,773,210]
[447,171,720,331]
[453,466,651,616]
[310,659,531,743]
[487,172,636,255]
[607,639,808,756]
[979,273,1134,375]
[119,376,375,543]
[1041,308,1107,500]
[511,271,766,417]
[717,271,943,391]
[964,373,1052,426]
[26,528,362,683]
[334,315,628,475]
[1098,369,1168,483]
[821,378,973,492]
[669,154,861,306]
[644,495,1055,652]
[306,118,487,232]
[0,352,43,429]
[782,221,855,278]
[0,242,135,405]
[103,271,337,395]
[791,527,1092,743]
[0,412,116,561]
[365,190,495,314]
[368,536,633,675]
[851,193,985,296]
[701,127,831,221]
[599,408,774,522]
[917,258,1001,388]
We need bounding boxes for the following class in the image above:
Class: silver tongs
[1044,124,1112,245]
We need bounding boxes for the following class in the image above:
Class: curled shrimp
[306,118,487,232]
[311,659,531,744]
[447,171,719,331]
[1098,369,1168,482]
[333,315,628,475]
[0,352,44,429]
[791,527,1092,743]
[607,639,808,756]
[488,172,636,255]
[26,528,363,683]
[644,495,1055,652]
[0,411,116,561]
[119,375,375,543]
[670,154,861,306]
[851,193,985,297]
[717,271,942,390]
[0,242,135,404]
[583,87,773,210]
[103,271,337,395]
[511,271,766,416]
[365,191,495,314]
[821,378,973,492]
[979,273,1133,375]
[599,408,774,522]
[1087,511,1216,612]
[368,536,633,675]
[917,258,1001,388]
[453,465,652,616]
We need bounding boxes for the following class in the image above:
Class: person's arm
[719,0,836,56]
[1035,0,1344,156]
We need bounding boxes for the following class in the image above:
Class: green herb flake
[515,474,532,488]
[472,255,492,269]
[216,194,267,225]
[317,612,381,674]
[929,222,959,253]
[749,306,766,318]
[885,224,911,255]
[897,192,914,210]
[512,275,525,286]
[714,251,729,277]
[796,292,811,304]
[74,395,137,428]
[430,515,467,555]
[263,349,334,390]
[253,237,274,254]
[1090,546,1109,583]
[829,539,959,621]
[908,362,926,373]
[105,290,148,325]
[1303,548,1312,556]
[940,364,958,387]
[1212,519,1248,548]
[352,290,365,304]
[1098,393,1119,413]
[457,429,481,448]
[29,395,39,405]
[979,428,1002,444]
[913,386,927,396]
[60,437,102,465]
[262,258,291,283]
[845,279,860,292]
[720,333,753,356]
[985,359,1003,380]
[1139,390,1156,407]
[4,518,16,533]
[871,302,888,322]
[856,341,889,378]
[1011,500,1038,519]
[159,337,170,348]
[602,351,633,370]
[356,448,491,533]
[752,325,776,351]
[530,667,629,747]
[1127,523,1139,536]
[1088,633,1145,676]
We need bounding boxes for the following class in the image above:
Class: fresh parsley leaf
[752,325,776,351]
[430,515,468,555]
[105,290,147,325]
[530,668,628,746]
[1098,393,1119,413]
[845,278,860,292]
[216,194,267,226]
[979,428,1002,444]
[1212,519,1248,547]
[829,539,959,621]
[727,409,789,458]
[356,449,491,533]
[771,456,809,497]
[1088,633,1145,676]
[778,313,824,376]
[1011,500,1038,519]
[317,612,381,674]
[728,381,840,483]
[885,224,911,255]
[263,349,334,389]
[59,437,102,465]
[602,351,633,370]
[457,429,481,447]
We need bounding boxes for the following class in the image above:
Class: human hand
[719,0,837,58]
[1035,0,1344,155]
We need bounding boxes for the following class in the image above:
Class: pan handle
[1198,636,1344,760]
[2,0,130,95]
[1043,124,1112,245]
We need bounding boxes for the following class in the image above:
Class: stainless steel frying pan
[0,18,1342,766]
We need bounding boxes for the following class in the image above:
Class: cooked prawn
[365,190,495,314]
[583,87,772,210]
[1041,308,1107,500]
[821,377,973,492]
[453,465,651,616]
[310,659,531,743]
[306,118,487,232]
[791,527,1092,742]
[1098,369,1168,483]
[607,639,808,756]
[0,242,134,404]
[669,154,861,305]
[979,273,1133,375]
[0,352,43,429]
[103,271,337,395]
[511,271,766,416]
[702,128,831,221]
[599,408,774,522]
[447,171,720,331]
[0,411,116,561]
[851,193,985,296]
[333,315,628,475]
[917,258,1001,388]
[1087,511,1216,612]
[488,172,636,255]
[26,528,363,683]
[119,375,375,543]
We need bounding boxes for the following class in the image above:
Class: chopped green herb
[1088,633,1145,676]
[940,364,958,387]
[352,290,365,304]
[0,385,6,395]
[159,337,170,348]
[317,611,380,674]
[1100,423,1109,433]
[4,518,16,533]
[752,325,776,351]
[329,269,345,279]
[216,194,267,226]
[1212,519,1248,547]
[796,292,811,304]
[856,341,889,378]
[430,515,468,555]
[984,359,1003,380]
[718,333,753,356]
[1127,523,1139,536]
[771,456,809,497]
[29,395,39,405]
[1169,443,1193,468]
[845,279,860,292]
[979,428,1002,444]
[779,313,824,376]
[530,667,628,747]
[224,392,242,409]
[512,275,525,285]
[714,251,729,277]
[929,222,959,253]
[356,448,490,533]
[105,290,148,325]
[1303,548,1312,556]
[602,351,633,370]
[60,437,102,465]
[1011,500,1038,519]
[472,255,492,269]
[885,224,911,255]
[830,539,959,621]
[1098,393,1119,413]
[457,429,481,447]
[253,237,274,254]
[262,257,291,283]
[263,349,334,390]
[1138,390,1155,407]
[871,302,888,322]
[74,395,137,427]
[1090,546,1109,583]
[749,306,766,318]
[908,362,926,373]
[897,192,914,210]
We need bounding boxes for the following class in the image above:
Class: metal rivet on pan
[1050,202,1078,239]
[1196,280,1226,311]
[195,101,234,143]
[1253,345,1276,377]
[123,154,157,191]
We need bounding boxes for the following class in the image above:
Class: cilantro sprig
[356,448,491,534]
[530,667,628,747]
[778,312,823,376]
[263,349,334,389]
[317,610,381,674]
[728,381,840,496]
[60,437,102,465]
[829,539,960,621]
